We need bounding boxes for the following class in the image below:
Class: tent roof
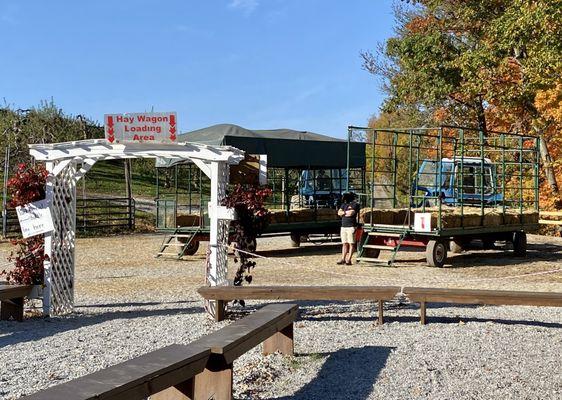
[179,124,345,144]
[157,124,365,168]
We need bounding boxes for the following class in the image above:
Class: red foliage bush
[221,184,271,291]
[1,163,49,285]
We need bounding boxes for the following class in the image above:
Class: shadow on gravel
[394,242,562,268]
[272,346,393,400]
[387,315,562,328]
[0,304,204,346]
[256,243,341,258]
[76,300,197,308]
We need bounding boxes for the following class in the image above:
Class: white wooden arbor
[29,139,244,316]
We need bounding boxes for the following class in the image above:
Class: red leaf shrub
[1,163,48,284]
[221,184,271,292]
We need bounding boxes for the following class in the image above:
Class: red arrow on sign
[107,116,115,143]
[169,114,177,141]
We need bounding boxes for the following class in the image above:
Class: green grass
[83,160,157,199]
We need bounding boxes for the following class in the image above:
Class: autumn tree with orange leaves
[363,0,562,208]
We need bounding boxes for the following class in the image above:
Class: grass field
[83,160,157,199]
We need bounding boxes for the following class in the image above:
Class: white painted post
[42,161,55,316]
[208,161,219,287]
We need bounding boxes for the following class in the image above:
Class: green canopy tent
[156,124,365,168]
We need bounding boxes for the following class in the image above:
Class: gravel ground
[1,233,561,399]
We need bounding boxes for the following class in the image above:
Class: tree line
[363,0,561,208]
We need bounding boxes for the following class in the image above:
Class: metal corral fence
[2,197,135,238]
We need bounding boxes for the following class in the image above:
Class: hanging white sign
[16,199,55,238]
[414,212,432,232]
[104,112,178,144]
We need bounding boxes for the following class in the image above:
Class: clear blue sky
[1,0,394,139]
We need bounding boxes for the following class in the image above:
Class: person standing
[337,192,359,265]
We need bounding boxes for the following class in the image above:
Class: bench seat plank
[404,287,562,307]
[22,344,210,400]
[192,303,297,364]
[0,284,33,300]
[198,286,400,301]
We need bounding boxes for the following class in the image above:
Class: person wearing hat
[337,192,359,265]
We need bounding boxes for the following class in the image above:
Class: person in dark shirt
[337,192,360,265]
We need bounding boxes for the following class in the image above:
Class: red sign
[104,112,178,143]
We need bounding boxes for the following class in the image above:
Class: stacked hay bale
[359,206,539,229]
[268,209,290,224]
[176,214,201,227]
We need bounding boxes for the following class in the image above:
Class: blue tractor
[413,157,503,207]
[298,169,349,208]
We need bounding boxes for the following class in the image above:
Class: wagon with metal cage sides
[348,126,540,267]
[153,124,366,258]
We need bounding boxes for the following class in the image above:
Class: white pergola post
[29,139,244,317]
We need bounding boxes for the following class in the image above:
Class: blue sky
[0,0,395,139]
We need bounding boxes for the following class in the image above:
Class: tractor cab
[413,157,502,207]
[299,168,348,207]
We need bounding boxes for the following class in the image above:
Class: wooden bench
[185,302,297,400]
[21,303,297,400]
[198,285,400,323]
[0,284,32,322]
[404,287,562,325]
[22,344,211,399]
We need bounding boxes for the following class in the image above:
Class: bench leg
[194,355,232,400]
[263,323,294,356]
[215,300,225,322]
[420,301,426,325]
[1,297,24,322]
[151,379,194,400]
[378,300,384,325]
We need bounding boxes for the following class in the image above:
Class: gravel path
[1,234,561,399]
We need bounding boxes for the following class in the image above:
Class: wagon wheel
[426,239,447,268]
[512,231,527,257]
[290,233,301,248]
[182,239,200,256]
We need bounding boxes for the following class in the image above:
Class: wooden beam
[263,323,294,356]
[198,285,401,301]
[420,301,426,325]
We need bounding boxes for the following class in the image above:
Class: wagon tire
[512,231,527,257]
[290,233,301,248]
[427,239,447,268]
[183,239,200,256]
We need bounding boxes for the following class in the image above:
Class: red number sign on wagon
[104,112,178,144]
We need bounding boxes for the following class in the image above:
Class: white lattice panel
[48,162,77,315]
[215,162,230,285]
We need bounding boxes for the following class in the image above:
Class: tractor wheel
[426,239,448,268]
[290,233,301,248]
[512,231,527,257]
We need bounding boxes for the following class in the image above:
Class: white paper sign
[16,199,55,238]
[207,202,237,220]
[414,212,432,232]
[259,155,267,185]
[104,112,178,144]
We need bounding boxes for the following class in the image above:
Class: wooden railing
[21,303,298,400]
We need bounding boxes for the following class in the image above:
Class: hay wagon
[155,124,365,257]
[349,126,540,267]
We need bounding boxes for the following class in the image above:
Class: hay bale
[484,212,502,226]
[176,214,201,227]
[289,208,315,223]
[268,209,289,224]
[393,209,412,225]
[316,208,338,221]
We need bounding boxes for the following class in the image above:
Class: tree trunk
[537,131,559,195]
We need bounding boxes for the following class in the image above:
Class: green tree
[362,0,562,197]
